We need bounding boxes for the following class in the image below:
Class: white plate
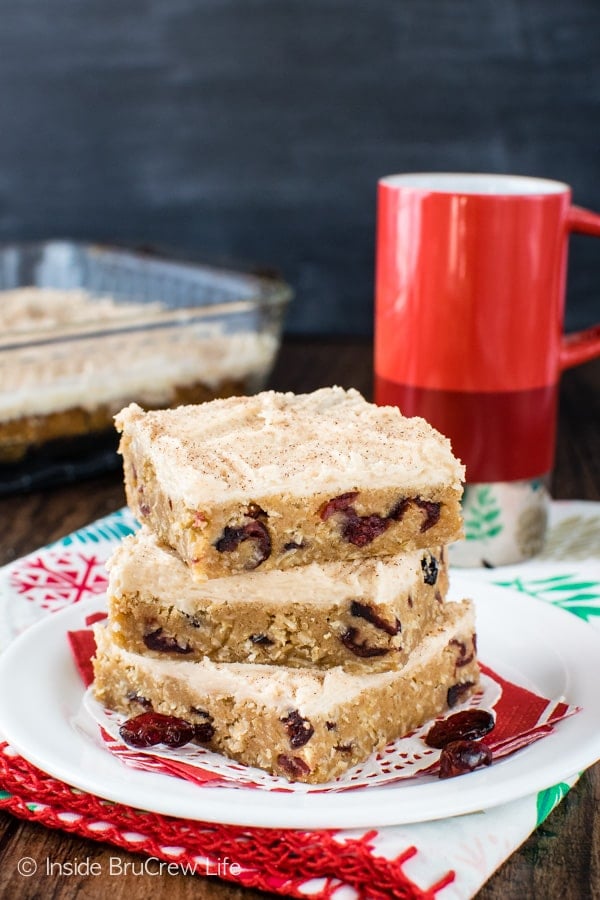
[1,576,600,829]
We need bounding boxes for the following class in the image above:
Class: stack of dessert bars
[93,387,479,784]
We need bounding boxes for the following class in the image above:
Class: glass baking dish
[0,241,292,494]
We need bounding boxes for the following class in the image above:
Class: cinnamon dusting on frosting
[115,387,465,506]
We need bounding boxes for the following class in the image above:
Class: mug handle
[560,206,600,370]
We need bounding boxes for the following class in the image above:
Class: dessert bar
[93,599,478,784]
[106,527,449,672]
[116,387,465,580]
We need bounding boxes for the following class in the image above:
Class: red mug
[375,173,600,485]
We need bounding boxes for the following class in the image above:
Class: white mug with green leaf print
[450,479,550,568]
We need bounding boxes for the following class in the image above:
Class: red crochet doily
[0,742,453,900]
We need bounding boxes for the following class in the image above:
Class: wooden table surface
[0,338,599,900]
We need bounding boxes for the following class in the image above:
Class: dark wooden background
[0,0,599,335]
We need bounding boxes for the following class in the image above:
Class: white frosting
[0,288,276,419]
[108,527,439,613]
[94,600,473,715]
[116,388,465,505]
[0,287,162,332]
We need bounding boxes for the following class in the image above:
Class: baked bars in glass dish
[0,241,291,494]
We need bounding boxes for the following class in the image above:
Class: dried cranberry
[319,492,359,521]
[139,502,151,517]
[214,526,244,552]
[194,721,215,743]
[421,554,439,586]
[450,638,475,668]
[447,681,475,708]
[143,628,192,655]
[188,707,215,742]
[249,633,274,646]
[350,601,401,636]
[277,754,311,778]
[126,692,152,710]
[320,492,422,547]
[119,712,196,749]
[342,513,390,546]
[281,710,315,748]
[414,499,441,532]
[388,498,410,521]
[237,520,271,566]
[438,740,493,779]
[214,519,272,569]
[340,627,389,658]
[320,492,441,544]
[425,709,495,749]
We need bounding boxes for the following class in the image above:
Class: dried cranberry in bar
[350,600,401,636]
[447,681,475,708]
[214,518,272,569]
[143,628,192,655]
[340,627,390,658]
[277,754,311,779]
[281,710,315,748]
